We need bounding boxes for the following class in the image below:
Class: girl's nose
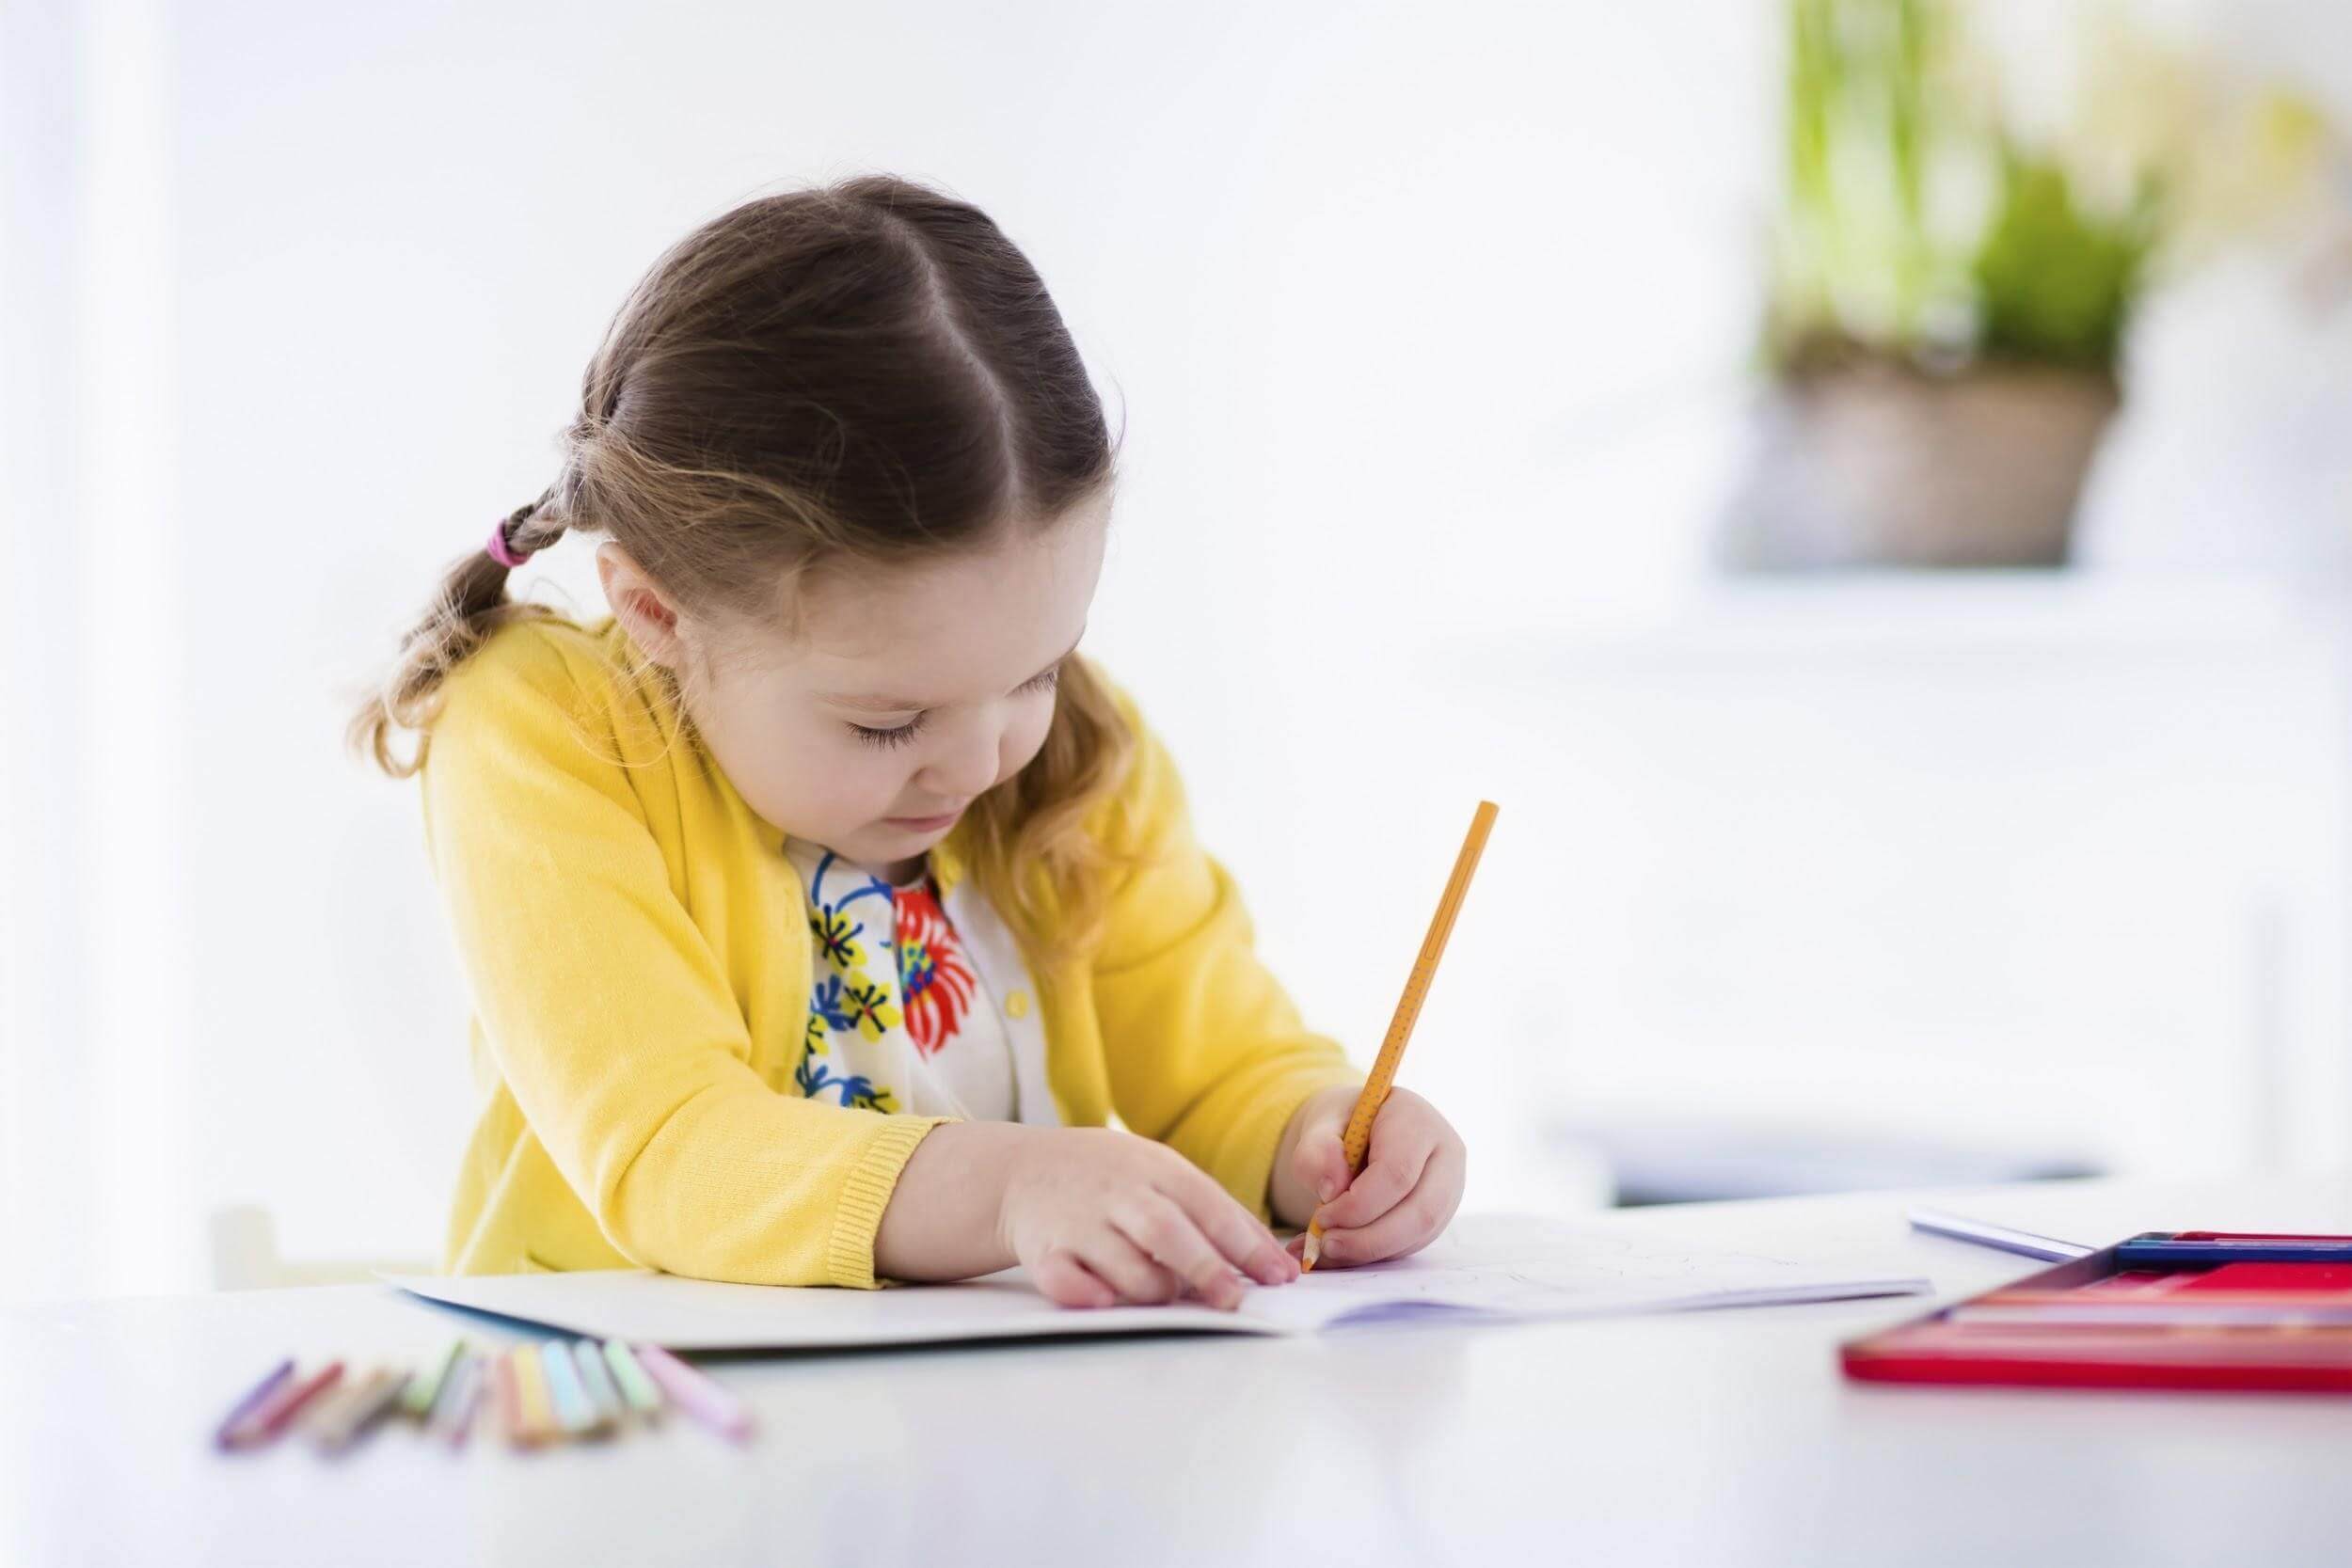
[921,724,1003,799]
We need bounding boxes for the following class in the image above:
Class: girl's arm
[422,630,951,1290]
[1085,689,1467,1266]
[1084,694,1366,1219]
[871,1120,1298,1309]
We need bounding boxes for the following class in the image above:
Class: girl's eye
[850,712,927,750]
[845,665,1057,748]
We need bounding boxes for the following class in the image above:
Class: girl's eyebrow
[819,633,1083,713]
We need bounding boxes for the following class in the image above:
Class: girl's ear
[596,542,689,669]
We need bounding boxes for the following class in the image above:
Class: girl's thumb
[1305,1132,1353,1206]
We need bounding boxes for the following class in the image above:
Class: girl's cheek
[1006,705,1055,776]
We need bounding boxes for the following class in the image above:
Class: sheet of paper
[1240,1213,1931,1332]
[385,1212,1929,1351]
[383,1266,1282,1351]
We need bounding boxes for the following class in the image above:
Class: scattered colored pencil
[634,1343,754,1442]
[399,1338,466,1419]
[601,1338,664,1418]
[1303,799,1498,1272]
[514,1344,559,1445]
[433,1352,485,1449]
[221,1360,344,1450]
[210,1338,729,1455]
[572,1339,626,1426]
[212,1358,294,1450]
[309,1367,406,1454]
[493,1347,529,1448]
[537,1339,604,1437]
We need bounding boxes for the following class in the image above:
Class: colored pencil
[537,1339,604,1437]
[601,1338,664,1418]
[572,1339,626,1425]
[512,1344,557,1445]
[633,1344,753,1442]
[221,1360,343,1450]
[492,1347,530,1448]
[1906,1207,2094,1262]
[309,1367,406,1454]
[211,1358,293,1450]
[1302,799,1497,1272]
[432,1352,485,1449]
[399,1337,466,1419]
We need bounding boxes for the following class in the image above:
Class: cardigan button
[1005,990,1030,1019]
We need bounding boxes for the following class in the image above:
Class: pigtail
[344,489,570,778]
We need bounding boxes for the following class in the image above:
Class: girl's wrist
[873,1118,1039,1282]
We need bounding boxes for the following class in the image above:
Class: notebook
[386,1213,1930,1351]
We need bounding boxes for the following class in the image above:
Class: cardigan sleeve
[1087,694,1362,1221]
[419,626,948,1289]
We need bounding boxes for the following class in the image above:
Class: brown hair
[348,174,1135,957]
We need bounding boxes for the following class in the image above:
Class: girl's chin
[881,811,961,836]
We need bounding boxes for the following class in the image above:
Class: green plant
[1970,149,2157,371]
[1765,0,2332,380]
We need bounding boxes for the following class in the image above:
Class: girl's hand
[1280,1085,1466,1268]
[997,1126,1300,1310]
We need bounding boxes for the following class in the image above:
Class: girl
[349,175,1466,1310]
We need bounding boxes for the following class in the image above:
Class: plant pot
[1715,360,2122,570]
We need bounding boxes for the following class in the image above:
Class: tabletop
[7,1174,2350,1567]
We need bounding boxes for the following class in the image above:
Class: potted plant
[1722,0,2336,570]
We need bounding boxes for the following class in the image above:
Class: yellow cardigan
[419,614,1360,1288]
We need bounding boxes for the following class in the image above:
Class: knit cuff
[825,1115,952,1290]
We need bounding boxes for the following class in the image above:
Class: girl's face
[598,496,1109,880]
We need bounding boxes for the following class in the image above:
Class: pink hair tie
[485,511,537,569]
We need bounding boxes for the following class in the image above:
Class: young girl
[350,175,1466,1310]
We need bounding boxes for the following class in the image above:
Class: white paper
[384,1212,1928,1352]
[1244,1213,1931,1332]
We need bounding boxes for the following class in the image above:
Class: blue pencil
[571,1339,626,1425]
[536,1339,603,1436]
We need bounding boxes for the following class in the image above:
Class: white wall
[8,0,2352,1300]
[22,0,1745,1292]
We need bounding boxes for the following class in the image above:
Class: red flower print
[894,886,977,1057]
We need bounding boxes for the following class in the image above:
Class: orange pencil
[1302,799,1498,1272]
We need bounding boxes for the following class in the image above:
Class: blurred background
[6,0,2352,1303]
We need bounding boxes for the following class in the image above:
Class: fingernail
[1318,1178,1341,1203]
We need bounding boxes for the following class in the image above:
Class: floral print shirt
[783,838,1020,1122]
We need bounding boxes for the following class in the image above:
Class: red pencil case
[1841,1237,2352,1393]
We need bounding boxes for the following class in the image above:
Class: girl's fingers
[1296,1130,1356,1207]
[1313,1132,1434,1232]
[1165,1170,1297,1287]
[1313,1142,1464,1268]
[1032,1247,1118,1309]
[1116,1196,1248,1309]
[1084,1231,1186,1306]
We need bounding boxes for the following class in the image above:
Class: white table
[8,1177,2351,1567]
